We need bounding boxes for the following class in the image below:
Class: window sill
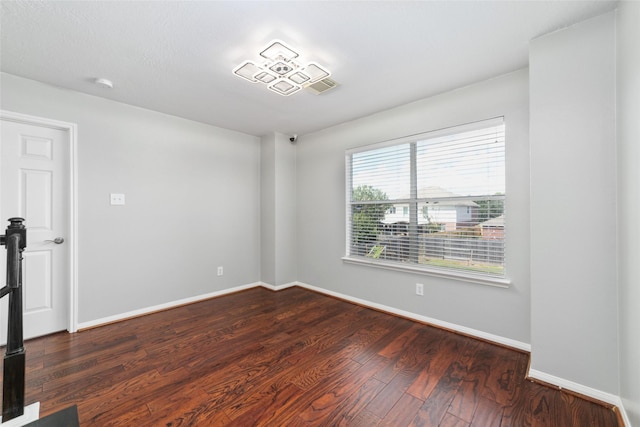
[341,256,511,288]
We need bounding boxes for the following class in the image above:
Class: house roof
[417,187,478,207]
[480,215,505,228]
[390,187,479,207]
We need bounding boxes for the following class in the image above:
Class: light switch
[110,193,125,205]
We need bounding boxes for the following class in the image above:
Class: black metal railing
[0,218,27,422]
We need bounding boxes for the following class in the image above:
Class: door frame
[0,110,79,333]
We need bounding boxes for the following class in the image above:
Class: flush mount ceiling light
[233,40,330,96]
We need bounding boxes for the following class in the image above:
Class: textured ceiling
[0,1,617,137]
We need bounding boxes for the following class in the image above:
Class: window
[345,118,506,283]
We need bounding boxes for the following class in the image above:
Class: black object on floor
[24,405,79,427]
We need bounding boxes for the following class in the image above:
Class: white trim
[619,399,634,427]
[79,280,528,351]
[0,402,40,426]
[618,405,631,427]
[342,256,511,288]
[77,282,261,330]
[259,281,297,291]
[0,110,79,334]
[528,368,629,423]
[294,281,530,352]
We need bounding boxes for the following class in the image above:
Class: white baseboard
[293,281,531,352]
[78,280,528,351]
[259,281,297,291]
[528,369,630,426]
[77,282,261,330]
[620,398,635,427]
[0,402,40,426]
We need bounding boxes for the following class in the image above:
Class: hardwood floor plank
[87,368,196,425]
[289,352,359,391]
[409,339,481,426]
[366,370,419,419]
[410,364,465,426]
[378,324,423,359]
[380,393,424,427]
[405,332,470,400]
[198,355,295,417]
[297,354,388,423]
[447,370,483,423]
[567,393,619,426]
[330,377,387,426]
[375,326,433,384]
[471,342,528,406]
[1,287,620,427]
[351,318,415,365]
[255,358,364,426]
[469,396,504,427]
[350,409,383,426]
[140,375,229,424]
[502,379,578,427]
[203,315,378,420]
[222,382,304,426]
[440,413,471,427]
[36,364,127,418]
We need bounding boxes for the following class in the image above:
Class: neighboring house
[382,186,479,232]
[480,214,505,240]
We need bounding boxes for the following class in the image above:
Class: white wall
[296,69,531,345]
[0,73,262,323]
[260,132,297,286]
[260,133,276,285]
[273,133,297,286]
[617,2,640,424]
[529,12,618,394]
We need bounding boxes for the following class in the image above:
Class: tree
[475,194,504,222]
[351,185,392,251]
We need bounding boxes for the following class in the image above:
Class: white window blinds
[346,118,506,280]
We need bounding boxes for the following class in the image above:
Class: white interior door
[0,118,70,342]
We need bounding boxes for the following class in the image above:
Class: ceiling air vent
[305,78,338,95]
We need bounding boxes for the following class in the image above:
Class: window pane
[416,126,505,197]
[346,120,506,280]
[350,202,394,257]
[351,143,410,201]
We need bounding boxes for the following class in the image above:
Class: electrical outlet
[110,193,125,205]
[416,283,424,296]
[217,266,223,276]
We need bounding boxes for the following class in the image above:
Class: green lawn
[420,257,504,275]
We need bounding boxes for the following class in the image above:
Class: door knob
[45,237,64,244]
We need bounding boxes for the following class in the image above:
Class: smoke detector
[94,78,114,88]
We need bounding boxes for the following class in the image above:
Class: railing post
[1,217,27,423]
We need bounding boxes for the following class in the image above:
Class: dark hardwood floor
[1,287,620,426]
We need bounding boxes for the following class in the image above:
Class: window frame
[343,117,510,287]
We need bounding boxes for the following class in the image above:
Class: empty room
[0,1,638,426]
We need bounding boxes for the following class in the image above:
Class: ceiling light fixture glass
[233,40,330,96]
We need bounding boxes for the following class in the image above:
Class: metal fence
[421,236,504,264]
[363,234,504,265]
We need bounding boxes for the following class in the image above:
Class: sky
[351,124,505,201]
